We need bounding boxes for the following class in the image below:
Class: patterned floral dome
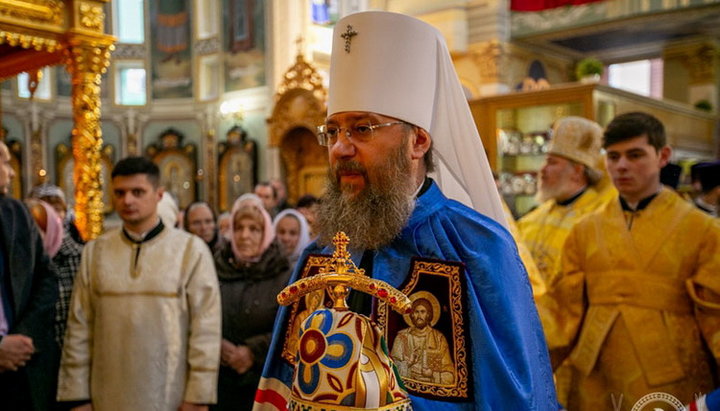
[289,308,411,410]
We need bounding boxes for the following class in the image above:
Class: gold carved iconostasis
[0,0,114,240]
[146,128,198,210]
[218,125,258,212]
[268,53,328,204]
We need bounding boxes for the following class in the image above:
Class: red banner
[511,0,604,12]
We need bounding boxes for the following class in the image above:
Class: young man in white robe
[57,156,222,411]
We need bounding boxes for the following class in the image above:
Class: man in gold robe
[57,157,221,411]
[503,199,546,297]
[539,112,720,410]
[518,116,615,287]
[495,171,546,297]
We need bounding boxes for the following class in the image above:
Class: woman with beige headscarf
[211,199,291,410]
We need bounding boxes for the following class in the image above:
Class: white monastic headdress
[548,116,603,183]
[328,11,506,227]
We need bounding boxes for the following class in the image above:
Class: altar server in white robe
[57,156,222,411]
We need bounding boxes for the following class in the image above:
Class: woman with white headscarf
[211,200,291,410]
[272,209,311,269]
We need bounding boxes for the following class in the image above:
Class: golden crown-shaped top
[277,232,412,315]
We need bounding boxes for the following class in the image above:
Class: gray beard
[317,145,417,250]
[535,178,568,203]
[534,184,557,203]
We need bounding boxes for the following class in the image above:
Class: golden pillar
[65,1,115,240]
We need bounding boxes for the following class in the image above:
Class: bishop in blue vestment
[254,10,557,411]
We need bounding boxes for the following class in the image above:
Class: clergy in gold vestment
[502,197,546,297]
[58,157,221,411]
[539,112,720,410]
[518,117,615,286]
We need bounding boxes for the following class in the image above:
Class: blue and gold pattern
[293,308,407,407]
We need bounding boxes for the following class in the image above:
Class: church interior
[0,0,718,240]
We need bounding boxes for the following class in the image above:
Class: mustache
[334,161,366,173]
[332,161,368,179]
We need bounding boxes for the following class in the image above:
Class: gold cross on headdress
[341,25,357,53]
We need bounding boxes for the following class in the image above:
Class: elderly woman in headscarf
[184,201,223,252]
[26,199,63,258]
[25,198,83,348]
[28,183,84,245]
[272,209,311,269]
[218,193,265,242]
[211,197,291,411]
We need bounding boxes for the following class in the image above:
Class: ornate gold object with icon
[277,232,412,410]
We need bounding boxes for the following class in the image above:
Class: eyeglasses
[316,121,406,147]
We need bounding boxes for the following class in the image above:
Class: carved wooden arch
[268,52,328,203]
[280,125,328,204]
[268,87,328,204]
